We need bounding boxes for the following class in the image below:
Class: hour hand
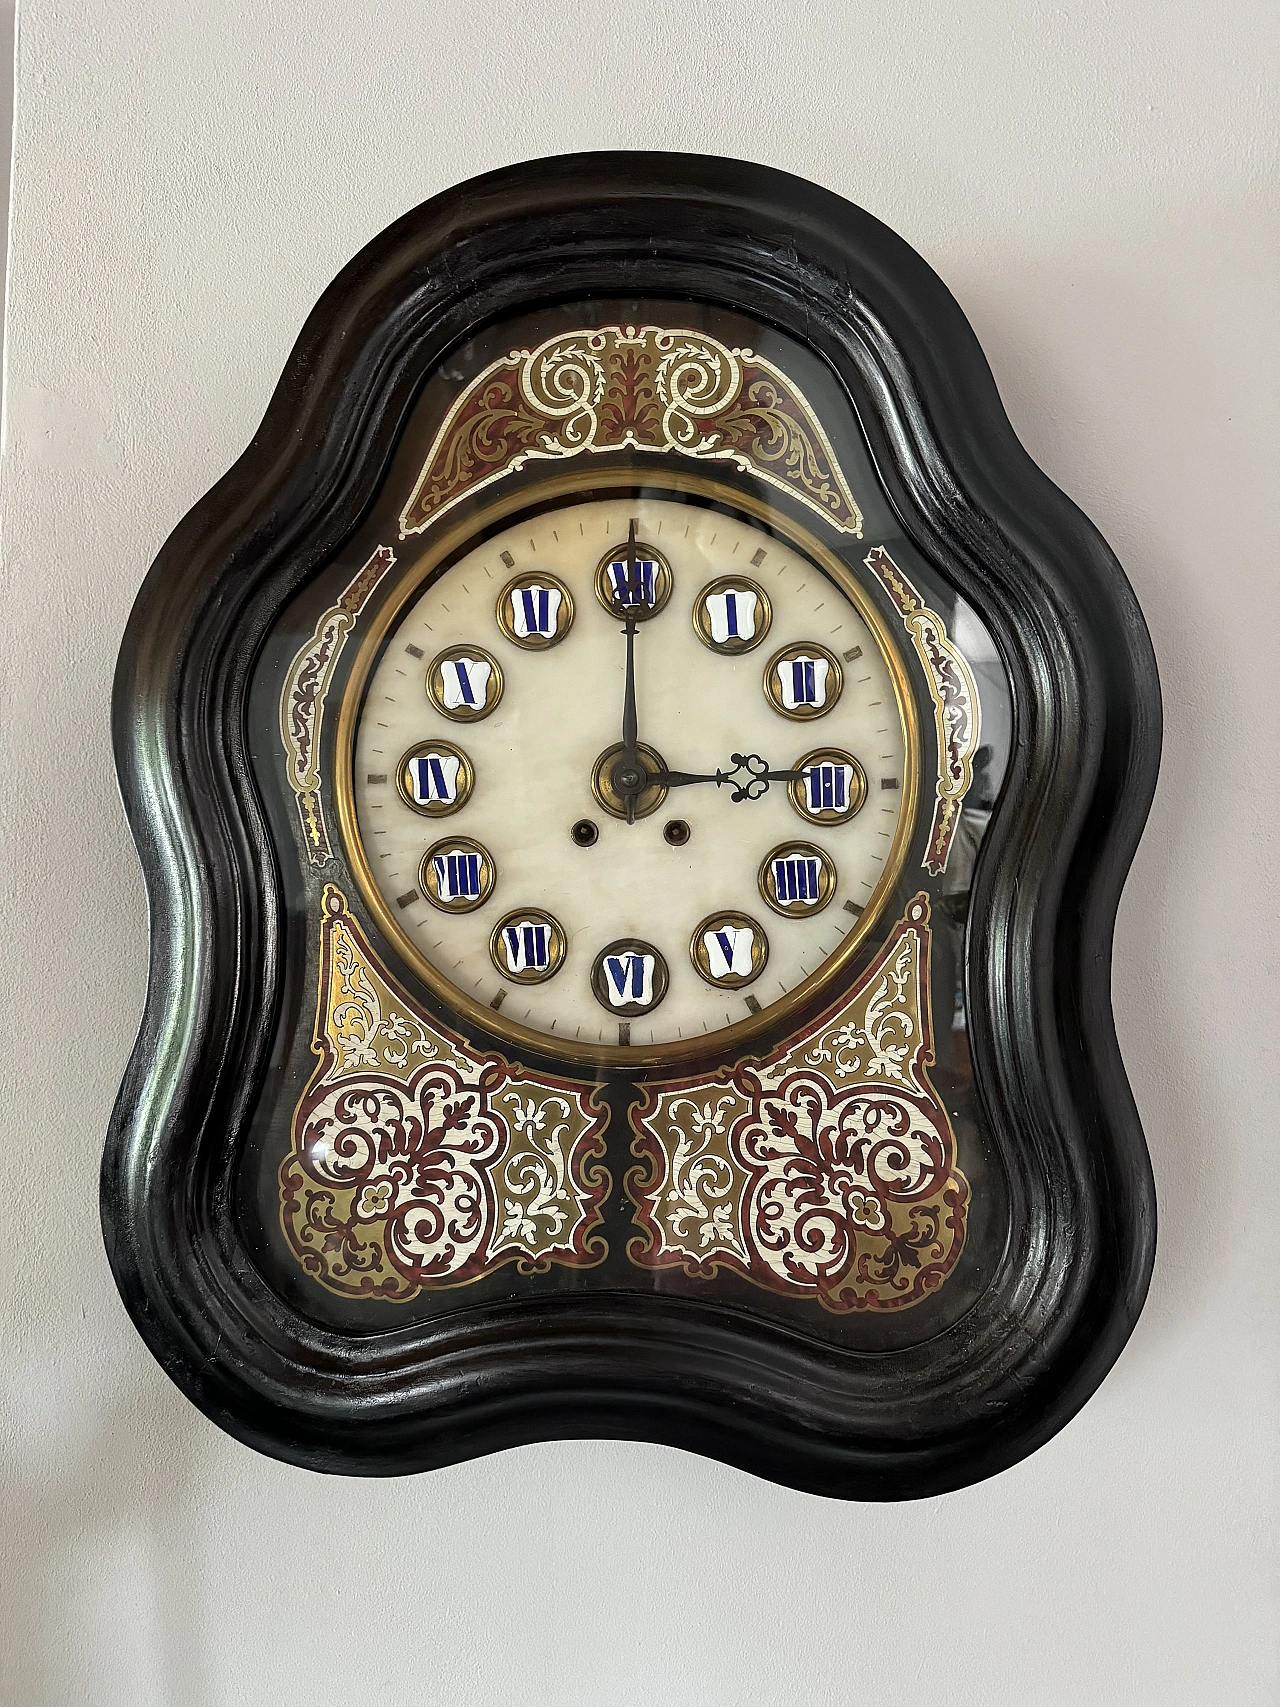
[648,752,807,802]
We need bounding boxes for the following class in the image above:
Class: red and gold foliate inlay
[398,324,866,540]
[279,886,610,1299]
[279,545,398,866]
[280,888,968,1312]
[626,894,969,1311]
[864,546,981,876]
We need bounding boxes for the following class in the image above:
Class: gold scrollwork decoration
[399,325,865,540]
[279,545,397,864]
[627,893,968,1312]
[864,546,981,875]
[279,886,610,1298]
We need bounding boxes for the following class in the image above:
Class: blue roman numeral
[774,856,821,903]
[609,559,656,606]
[518,587,551,633]
[411,755,452,802]
[504,924,549,968]
[790,659,817,704]
[434,852,481,899]
[806,764,846,811]
[605,954,645,999]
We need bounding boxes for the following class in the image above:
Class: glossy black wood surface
[104,152,1159,1497]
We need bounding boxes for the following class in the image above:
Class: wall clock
[104,152,1160,1497]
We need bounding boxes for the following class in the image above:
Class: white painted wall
[2,3,1276,1702]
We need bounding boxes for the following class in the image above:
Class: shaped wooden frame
[104,152,1159,1497]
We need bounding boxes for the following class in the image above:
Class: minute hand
[614,518,645,824]
[648,752,807,803]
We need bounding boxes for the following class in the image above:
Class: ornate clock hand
[611,519,645,824]
[647,752,809,803]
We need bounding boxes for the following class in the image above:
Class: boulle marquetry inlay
[279,887,608,1298]
[399,325,866,540]
[628,893,968,1312]
[864,545,981,875]
[280,544,397,865]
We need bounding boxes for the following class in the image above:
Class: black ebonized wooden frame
[104,152,1159,1497]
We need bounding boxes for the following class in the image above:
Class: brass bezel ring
[763,642,844,720]
[758,840,838,918]
[395,739,475,817]
[786,748,868,825]
[691,575,772,654]
[418,835,496,914]
[488,908,568,985]
[425,644,504,722]
[495,572,575,650]
[334,466,921,1071]
[689,911,769,989]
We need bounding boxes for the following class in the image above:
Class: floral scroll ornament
[279,545,397,865]
[627,894,968,1311]
[864,546,981,875]
[279,887,609,1298]
[398,325,865,540]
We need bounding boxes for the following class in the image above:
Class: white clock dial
[348,491,915,1057]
